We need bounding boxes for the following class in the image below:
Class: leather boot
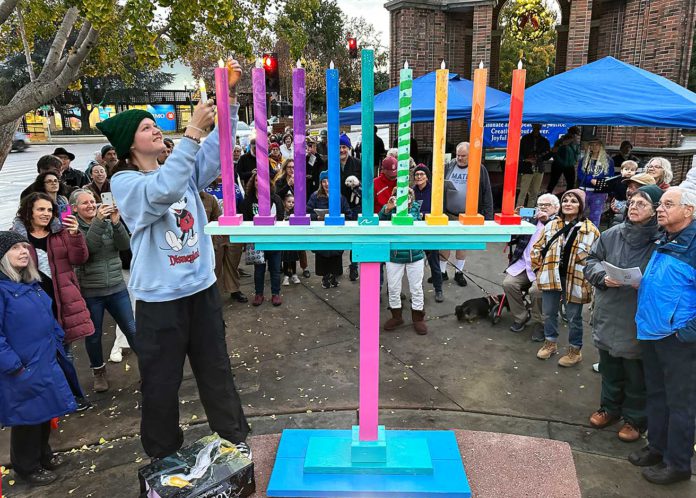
[384,308,404,331]
[412,309,428,335]
[93,365,109,393]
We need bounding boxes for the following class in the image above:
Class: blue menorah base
[266,428,471,497]
[324,214,346,226]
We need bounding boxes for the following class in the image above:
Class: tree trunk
[79,104,91,132]
[0,119,20,172]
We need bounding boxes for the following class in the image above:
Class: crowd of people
[0,64,694,488]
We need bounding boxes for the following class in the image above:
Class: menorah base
[289,214,311,226]
[218,214,243,226]
[324,214,346,226]
[391,214,414,226]
[358,214,380,226]
[494,212,522,225]
[266,428,470,497]
[459,213,484,225]
[425,213,449,226]
[253,215,276,226]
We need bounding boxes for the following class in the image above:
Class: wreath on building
[505,0,555,42]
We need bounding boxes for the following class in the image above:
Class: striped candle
[392,61,414,226]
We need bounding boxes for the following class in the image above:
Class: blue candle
[325,61,344,226]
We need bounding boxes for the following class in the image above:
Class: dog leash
[440,258,502,305]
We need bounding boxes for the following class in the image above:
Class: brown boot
[411,309,428,335]
[93,365,109,393]
[384,308,404,331]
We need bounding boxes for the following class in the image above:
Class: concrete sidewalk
[1,244,693,497]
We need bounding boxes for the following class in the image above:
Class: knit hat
[622,172,655,186]
[96,109,155,160]
[414,163,431,179]
[319,170,329,182]
[340,133,352,148]
[270,142,280,150]
[100,145,115,157]
[561,188,586,215]
[636,184,664,205]
[0,231,29,262]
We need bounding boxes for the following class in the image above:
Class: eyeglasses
[627,200,652,209]
[657,201,677,210]
[647,164,663,170]
[537,203,553,208]
[414,172,427,177]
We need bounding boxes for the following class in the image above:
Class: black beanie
[0,231,29,262]
[414,164,431,179]
[96,109,155,160]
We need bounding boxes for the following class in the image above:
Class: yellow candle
[460,62,487,226]
[426,60,450,226]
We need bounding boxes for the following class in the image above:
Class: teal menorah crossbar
[206,220,534,497]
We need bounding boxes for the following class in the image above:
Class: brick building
[385,0,696,182]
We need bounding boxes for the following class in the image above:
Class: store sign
[147,104,177,132]
[483,122,568,148]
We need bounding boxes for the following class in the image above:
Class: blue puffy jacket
[0,273,77,426]
[636,221,696,342]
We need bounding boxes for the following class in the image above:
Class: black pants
[641,334,696,473]
[547,166,575,193]
[11,421,52,475]
[135,284,250,458]
[425,250,442,293]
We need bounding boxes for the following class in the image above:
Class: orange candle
[495,61,526,225]
[460,62,487,225]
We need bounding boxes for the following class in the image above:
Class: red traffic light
[348,38,357,50]
[264,55,276,70]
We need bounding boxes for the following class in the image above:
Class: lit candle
[495,60,525,225]
[425,60,449,226]
[459,61,487,226]
[358,49,379,225]
[290,60,310,225]
[215,59,242,226]
[324,61,345,226]
[252,58,275,226]
[199,77,208,103]
[393,60,414,226]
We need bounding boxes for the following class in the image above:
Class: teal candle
[393,61,413,225]
[358,49,378,225]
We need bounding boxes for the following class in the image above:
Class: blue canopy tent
[339,71,510,125]
[485,57,696,129]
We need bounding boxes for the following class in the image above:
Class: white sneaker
[291,274,301,284]
[282,276,290,286]
[109,349,123,363]
[236,441,253,460]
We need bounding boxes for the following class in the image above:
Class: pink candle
[216,60,242,226]
[253,59,275,226]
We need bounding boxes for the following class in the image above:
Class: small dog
[345,175,362,206]
[455,295,509,323]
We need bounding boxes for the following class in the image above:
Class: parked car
[12,131,30,151]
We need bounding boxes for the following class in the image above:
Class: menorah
[206,51,534,497]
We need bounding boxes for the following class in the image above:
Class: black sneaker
[41,454,67,471]
[349,264,359,281]
[302,269,311,278]
[454,271,467,287]
[321,276,331,289]
[435,291,444,303]
[17,468,57,486]
[510,321,526,333]
[230,291,248,303]
[330,274,339,287]
[75,397,92,412]
[629,446,663,467]
[531,324,545,342]
[236,441,253,460]
[641,463,691,485]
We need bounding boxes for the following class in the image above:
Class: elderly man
[503,194,560,339]
[631,186,696,485]
[53,146,87,188]
[440,142,494,286]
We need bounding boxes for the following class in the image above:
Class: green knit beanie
[96,109,155,160]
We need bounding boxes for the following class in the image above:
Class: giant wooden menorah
[206,50,533,497]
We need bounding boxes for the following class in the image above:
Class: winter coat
[636,221,696,342]
[340,156,362,202]
[584,219,661,359]
[85,180,111,203]
[0,273,77,426]
[378,201,424,264]
[12,218,94,342]
[531,217,600,304]
[242,193,285,222]
[577,156,615,190]
[307,191,355,221]
[75,215,130,291]
[373,175,397,212]
[413,183,432,214]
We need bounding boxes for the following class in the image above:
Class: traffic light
[263,52,280,94]
[347,37,358,59]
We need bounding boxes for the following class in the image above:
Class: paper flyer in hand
[601,261,642,285]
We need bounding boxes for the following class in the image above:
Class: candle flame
[218,59,224,68]
[404,61,409,69]
[440,60,446,70]
[330,60,335,69]
[517,60,523,70]
[479,61,484,69]
[296,59,302,68]
[198,78,206,90]
[255,58,262,69]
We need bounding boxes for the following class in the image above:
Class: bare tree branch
[0,25,99,125]
[0,0,20,25]
[37,7,78,83]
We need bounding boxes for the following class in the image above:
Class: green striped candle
[393,61,414,225]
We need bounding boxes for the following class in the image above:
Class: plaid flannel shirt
[531,218,600,304]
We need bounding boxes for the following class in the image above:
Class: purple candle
[216,59,242,226]
[290,60,310,225]
[253,59,275,226]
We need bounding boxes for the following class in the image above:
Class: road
[0,143,105,229]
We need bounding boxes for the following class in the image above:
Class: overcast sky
[166,0,391,89]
